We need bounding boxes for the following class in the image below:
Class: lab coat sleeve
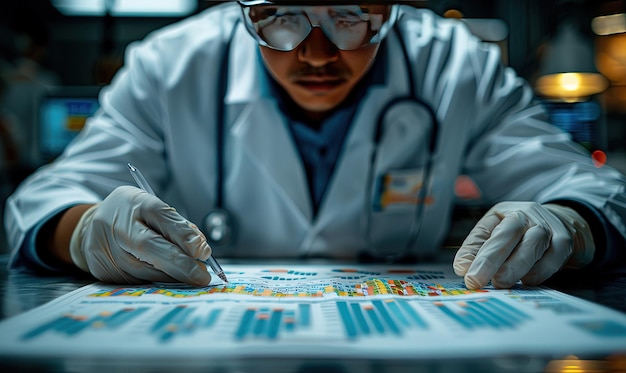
[432,17,626,266]
[3,41,168,269]
[465,70,626,269]
[11,207,87,273]
[465,80,626,265]
[396,7,625,268]
[14,213,64,272]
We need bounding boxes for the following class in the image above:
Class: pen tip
[218,272,228,283]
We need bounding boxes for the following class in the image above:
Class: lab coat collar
[313,29,413,228]
[224,23,270,104]
[224,23,313,221]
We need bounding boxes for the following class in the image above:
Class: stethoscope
[201,19,241,247]
[360,23,439,263]
[202,15,440,262]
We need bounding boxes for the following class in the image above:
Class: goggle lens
[241,5,396,51]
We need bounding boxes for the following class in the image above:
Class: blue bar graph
[386,300,410,327]
[205,308,222,327]
[337,300,427,339]
[235,308,256,340]
[151,305,223,343]
[397,299,428,328]
[433,298,530,330]
[337,302,358,338]
[234,304,311,341]
[365,305,385,334]
[284,310,296,332]
[267,309,283,340]
[298,303,311,327]
[252,308,270,337]
[21,307,149,341]
[350,303,371,335]
[372,300,401,335]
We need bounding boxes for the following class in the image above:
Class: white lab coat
[5,3,626,266]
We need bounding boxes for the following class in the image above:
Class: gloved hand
[69,185,213,286]
[453,201,595,289]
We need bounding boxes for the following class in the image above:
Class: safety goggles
[239,2,398,51]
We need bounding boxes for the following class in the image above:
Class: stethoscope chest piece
[202,209,234,247]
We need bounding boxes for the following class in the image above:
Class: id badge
[372,169,431,212]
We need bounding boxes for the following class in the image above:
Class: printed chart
[0,264,625,359]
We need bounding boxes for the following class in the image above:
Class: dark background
[2,1,624,149]
[0,1,613,85]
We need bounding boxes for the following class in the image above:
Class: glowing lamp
[535,17,609,102]
[535,73,609,102]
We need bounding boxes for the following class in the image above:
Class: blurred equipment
[542,100,603,150]
[51,0,197,17]
[594,0,626,114]
[37,86,100,163]
[592,2,626,36]
[439,4,509,65]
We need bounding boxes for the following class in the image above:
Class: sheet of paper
[0,264,625,359]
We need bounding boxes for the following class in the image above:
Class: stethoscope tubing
[363,15,440,262]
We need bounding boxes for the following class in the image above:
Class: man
[4,1,626,289]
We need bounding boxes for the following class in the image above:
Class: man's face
[241,5,388,116]
[259,30,380,115]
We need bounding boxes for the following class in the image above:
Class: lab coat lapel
[223,25,313,222]
[316,31,412,227]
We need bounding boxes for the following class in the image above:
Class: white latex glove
[453,202,595,289]
[69,185,213,285]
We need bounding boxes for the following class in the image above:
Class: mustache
[289,64,351,80]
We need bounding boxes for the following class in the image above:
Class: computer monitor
[38,86,101,162]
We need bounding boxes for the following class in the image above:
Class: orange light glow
[443,9,464,19]
[535,73,609,101]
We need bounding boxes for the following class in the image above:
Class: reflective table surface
[1,254,625,373]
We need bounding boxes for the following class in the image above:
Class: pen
[127,163,228,283]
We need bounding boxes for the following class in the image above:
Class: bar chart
[259,269,318,281]
[234,303,312,341]
[21,307,150,340]
[20,304,226,344]
[430,297,531,330]
[151,305,222,342]
[336,299,428,339]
